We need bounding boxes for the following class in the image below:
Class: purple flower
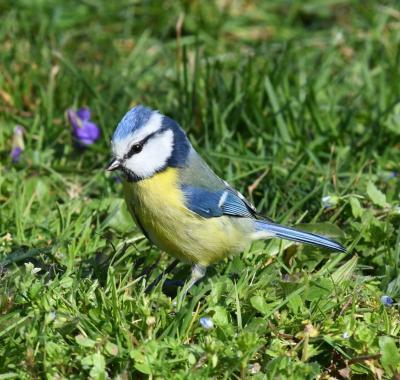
[11,125,24,163]
[199,317,213,330]
[11,147,23,163]
[381,295,394,306]
[67,107,100,146]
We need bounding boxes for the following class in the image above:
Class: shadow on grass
[0,243,193,298]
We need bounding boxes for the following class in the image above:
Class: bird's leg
[145,259,179,293]
[185,264,207,294]
[176,264,207,308]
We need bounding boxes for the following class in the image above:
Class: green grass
[1,0,400,378]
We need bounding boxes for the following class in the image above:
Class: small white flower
[333,31,344,45]
[321,195,339,209]
[381,295,394,306]
[248,363,261,374]
[199,317,213,330]
[342,331,350,339]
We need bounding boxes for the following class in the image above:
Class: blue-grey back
[179,148,225,190]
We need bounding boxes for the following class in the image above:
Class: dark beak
[106,158,121,171]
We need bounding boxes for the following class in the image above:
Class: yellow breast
[123,168,251,265]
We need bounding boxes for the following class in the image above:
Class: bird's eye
[128,143,142,156]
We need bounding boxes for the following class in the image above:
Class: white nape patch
[218,191,228,207]
[112,112,163,159]
[124,129,174,179]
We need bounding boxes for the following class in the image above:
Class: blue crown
[112,105,154,141]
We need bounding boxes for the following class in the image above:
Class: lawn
[0,1,399,378]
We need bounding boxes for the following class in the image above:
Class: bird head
[107,105,190,181]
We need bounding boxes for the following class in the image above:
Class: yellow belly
[123,168,251,265]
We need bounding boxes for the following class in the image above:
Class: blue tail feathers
[254,221,346,253]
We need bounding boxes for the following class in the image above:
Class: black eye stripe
[124,143,142,159]
[124,131,161,159]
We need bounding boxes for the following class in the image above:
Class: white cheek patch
[112,112,163,159]
[124,129,174,179]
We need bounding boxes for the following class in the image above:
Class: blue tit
[107,105,346,294]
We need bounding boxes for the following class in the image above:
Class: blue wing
[182,185,256,219]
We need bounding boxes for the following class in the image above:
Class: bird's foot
[175,264,207,310]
